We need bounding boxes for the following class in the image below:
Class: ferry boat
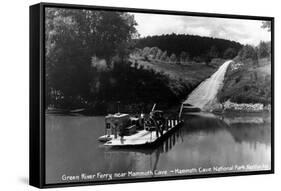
[98,104,184,147]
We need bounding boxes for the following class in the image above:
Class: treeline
[135,34,242,62]
[133,46,189,64]
[88,61,189,114]
[235,41,271,65]
[45,8,137,111]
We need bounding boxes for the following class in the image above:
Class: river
[45,112,271,184]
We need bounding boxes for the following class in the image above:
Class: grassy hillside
[218,57,271,105]
[130,55,225,102]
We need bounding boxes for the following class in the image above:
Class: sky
[132,13,271,46]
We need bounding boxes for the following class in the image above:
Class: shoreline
[212,100,271,113]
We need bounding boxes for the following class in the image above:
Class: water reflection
[104,126,184,176]
[45,112,271,184]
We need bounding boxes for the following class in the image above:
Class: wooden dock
[103,119,183,147]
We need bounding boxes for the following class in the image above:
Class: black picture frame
[30,2,274,188]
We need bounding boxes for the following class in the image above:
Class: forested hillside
[135,34,242,60]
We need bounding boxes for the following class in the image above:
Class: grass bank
[131,56,225,99]
[217,57,271,112]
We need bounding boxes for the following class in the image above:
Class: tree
[206,46,219,63]
[261,21,271,32]
[223,47,237,59]
[155,48,162,60]
[209,46,219,58]
[169,53,177,64]
[238,45,258,65]
[141,47,151,57]
[45,8,137,107]
[258,41,270,58]
[165,56,170,63]
[160,51,167,61]
[180,51,189,63]
[149,47,159,59]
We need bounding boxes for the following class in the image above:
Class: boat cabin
[105,113,137,138]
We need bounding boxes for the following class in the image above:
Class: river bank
[217,57,271,105]
[211,100,271,113]
[46,58,226,116]
[212,57,272,113]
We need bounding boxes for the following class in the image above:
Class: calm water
[45,112,271,184]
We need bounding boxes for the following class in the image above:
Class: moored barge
[98,104,184,147]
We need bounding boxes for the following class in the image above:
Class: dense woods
[135,34,242,61]
[45,8,138,111]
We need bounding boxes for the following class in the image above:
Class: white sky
[132,13,271,46]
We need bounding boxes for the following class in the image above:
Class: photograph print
[43,4,273,186]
